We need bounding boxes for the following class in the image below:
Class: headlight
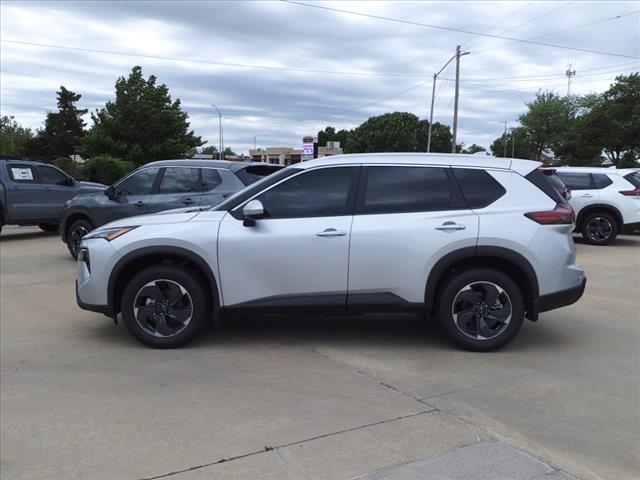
[84,226,139,241]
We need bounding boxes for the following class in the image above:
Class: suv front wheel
[438,268,524,352]
[67,218,94,259]
[121,265,208,348]
[581,212,618,245]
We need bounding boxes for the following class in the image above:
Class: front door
[4,163,42,220]
[218,166,360,308]
[37,165,76,220]
[99,167,159,225]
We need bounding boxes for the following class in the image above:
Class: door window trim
[354,164,467,215]
[230,165,361,220]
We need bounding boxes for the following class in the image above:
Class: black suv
[60,159,281,258]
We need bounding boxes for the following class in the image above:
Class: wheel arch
[575,203,622,230]
[108,246,220,318]
[424,246,539,320]
[63,210,96,241]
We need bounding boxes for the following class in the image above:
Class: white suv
[555,167,640,245]
[75,154,586,351]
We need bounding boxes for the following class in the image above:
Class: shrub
[54,157,81,178]
[82,155,135,185]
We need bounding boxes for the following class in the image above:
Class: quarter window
[454,168,507,208]
[201,169,223,191]
[256,167,357,218]
[360,166,451,214]
[592,173,612,189]
[556,172,591,190]
[8,164,36,183]
[38,166,69,185]
[115,168,159,196]
[158,167,200,194]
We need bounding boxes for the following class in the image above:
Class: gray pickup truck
[0,158,105,234]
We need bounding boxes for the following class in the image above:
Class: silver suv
[75,154,586,351]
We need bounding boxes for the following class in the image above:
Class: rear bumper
[536,277,586,314]
[622,221,640,234]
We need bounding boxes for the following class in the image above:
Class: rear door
[4,163,42,220]
[556,172,599,217]
[147,166,202,213]
[347,165,479,308]
[38,165,76,219]
[199,168,237,207]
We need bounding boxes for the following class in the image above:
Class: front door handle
[182,198,195,205]
[435,222,466,231]
[135,201,145,208]
[316,228,347,237]
[581,194,593,198]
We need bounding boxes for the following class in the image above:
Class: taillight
[619,188,640,196]
[525,203,574,224]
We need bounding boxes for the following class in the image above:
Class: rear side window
[525,169,564,203]
[201,169,222,191]
[359,166,452,214]
[235,165,282,185]
[624,172,640,187]
[592,173,613,189]
[158,167,200,194]
[453,168,506,208]
[556,172,591,190]
[7,164,36,183]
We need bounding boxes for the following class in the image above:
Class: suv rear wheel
[581,212,618,245]
[67,218,93,259]
[121,265,208,348]
[438,268,524,352]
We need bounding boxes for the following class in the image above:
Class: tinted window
[201,169,222,191]
[592,173,613,189]
[158,167,200,194]
[624,172,640,187]
[7,164,36,183]
[213,168,298,212]
[235,165,282,185]
[38,166,68,185]
[556,172,591,190]
[360,166,451,214]
[454,168,507,208]
[115,168,159,196]
[544,173,566,190]
[257,167,356,218]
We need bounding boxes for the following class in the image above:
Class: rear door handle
[316,228,347,237]
[135,201,145,208]
[435,222,466,231]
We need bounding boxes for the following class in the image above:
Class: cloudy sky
[1,0,638,154]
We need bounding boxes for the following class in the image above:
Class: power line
[282,0,639,59]
[0,39,426,78]
[462,1,535,49]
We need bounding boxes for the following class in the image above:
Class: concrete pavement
[1,226,638,479]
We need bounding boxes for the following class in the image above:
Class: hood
[78,180,106,189]
[156,205,214,215]
[98,211,202,230]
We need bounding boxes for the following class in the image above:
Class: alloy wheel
[451,281,512,340]
[70,225,89,255]
[586,217,612,242]
[133,279,193,337]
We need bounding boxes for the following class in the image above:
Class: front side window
[556,172,591,190]
[115,168,159,196]
[158,167,200,194]
[360,166,451,214]
[38,166,69,185]
[8,164,36,183]
[256,167,357,218]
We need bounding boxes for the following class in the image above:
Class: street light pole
[211,104,222,160]
[451,45,469,153]
[427,74,436,153]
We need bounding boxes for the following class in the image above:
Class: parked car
[555,167,640,245]
[60,159,282,258]
[75,153,585,351]
[540,168,571,201]
[0,158,105,234]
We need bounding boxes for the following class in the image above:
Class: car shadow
[574,235,640,247]
[0,230,59,242]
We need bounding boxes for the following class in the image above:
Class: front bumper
[536,277,586,314]
[76,279,113,317]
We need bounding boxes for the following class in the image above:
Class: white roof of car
[554,166,638,176]
[298,153,540,175]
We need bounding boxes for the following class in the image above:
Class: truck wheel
[39,223,59,232]
[438,268,524,352]
[67,218,93,259]
[121,265,208,348]
[581,212,618,245]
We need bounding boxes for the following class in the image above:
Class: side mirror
[242,199,264,227]
[104,186,116,199]
[66,177,75,186]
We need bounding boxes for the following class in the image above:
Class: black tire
[121,265,209,348]
[437,268,525,352]
[580,212,618,245]
[66,218,93,259]
[39,222,59,232]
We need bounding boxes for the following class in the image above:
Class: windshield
[211,167,299,211]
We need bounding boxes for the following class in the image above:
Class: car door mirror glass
[104,186,116,199]
[242,199,264,226]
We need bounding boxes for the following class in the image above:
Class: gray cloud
[1,0,638,153]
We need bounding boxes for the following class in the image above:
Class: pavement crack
[139,410,436,480]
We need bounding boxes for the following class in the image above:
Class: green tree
[29,86,87,158]
[490,127,536,159]
[317,126,352,150]
[462,144,486,154]
[82,66,203,166]
[519,90,572,160]
[346,112,421,153]
[82,155,135,184]
[0,116,34,155]
[201,145,219,156]
[416,120,454,153]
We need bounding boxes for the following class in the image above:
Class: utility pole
[427,73,436,153]
[502,121,508,158]
[451,45,469,153]
[211,104,222,160]
[254,136,257,149]
[511,127,515,158]
[221,125,224,159]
